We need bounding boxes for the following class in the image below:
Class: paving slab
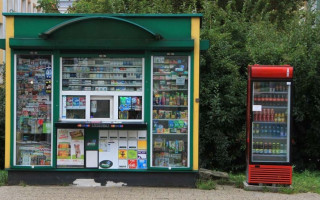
[0,185,319,200]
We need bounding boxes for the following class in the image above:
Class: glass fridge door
[251,81,291,163]
[151,55,189,168]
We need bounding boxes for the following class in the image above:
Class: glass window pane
[61,58,142,92]
[16,55,52,166]
[62,95,86,119]
[118,96,142,119]
[151,55,189,168]
[90,99,111,118]
[251,81,290,163]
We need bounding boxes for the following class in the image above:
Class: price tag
[252,105,262,111]
[176,77,186,86]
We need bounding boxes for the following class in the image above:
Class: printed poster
[128,150,137,159]
[128,159,137,169]
[57,129,84,168]
[118,150,127,159]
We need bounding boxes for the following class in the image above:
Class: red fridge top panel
[250,65,293,79]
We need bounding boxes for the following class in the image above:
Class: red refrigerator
[247,64,293,185]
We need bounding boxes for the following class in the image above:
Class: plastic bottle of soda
[272,143,276,154]
[283,144,287,154]
[280,144,284,154]
[260,142,263,154]
[280,126,284,137]
[268,142,272,154]
[264,142,268,154]
[256,124,260,136]
[276,143,280,154]
[252,142,256,154]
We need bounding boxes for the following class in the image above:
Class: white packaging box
[118,160,128,169]
[128,131,138,139]
[109,130,118,139]
[128,140,138,149]
[99,130,109,139]
[119,130,127,139]
[138,130,147,140]
[118,140,128,149]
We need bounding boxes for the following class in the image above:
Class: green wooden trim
[39,16,163,40]
[3,13,202,17]
[0,39,5,50]
[9,39,194,50]
[52,50,60,168]
[144,51,151,169]
[11,50,54,55]
[200,40,210,51]
[10,51,14,168]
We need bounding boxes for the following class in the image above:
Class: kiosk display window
[15,55,52,166]
[151,55,190,168]
[61,57,144,121]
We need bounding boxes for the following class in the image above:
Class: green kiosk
[2,13,209,186]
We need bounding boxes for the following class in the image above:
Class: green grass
[0,171,8,186]
[279,170,320,194]
[196,179,216,190]
[216,170,320,194]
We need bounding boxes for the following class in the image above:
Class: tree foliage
[33,0,320,171]
[36,0,60,13]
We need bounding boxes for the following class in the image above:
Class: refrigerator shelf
[252,121,287,125]
[253,91,288,94]
[252,154,287,157]
[255,106,288,109]
[252,137,287,140]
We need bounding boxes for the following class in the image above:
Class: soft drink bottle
[280,126,284,137]
[268,142,272,154]
[268,125,272,137]
[252,142,256,154]
[276,143,280,154]
[283,144,287,154]
[252,124,255,135]
[256,124,260,136]
[264,142,268,154]
[280,144,284,154]
[272,143,276,154]
[282,113,285,122]
[284,127,287,137]
[260,142,263,154]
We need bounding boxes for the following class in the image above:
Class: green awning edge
[200,40,209,51]
[0,39,5,50]
[9,38,194,50]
